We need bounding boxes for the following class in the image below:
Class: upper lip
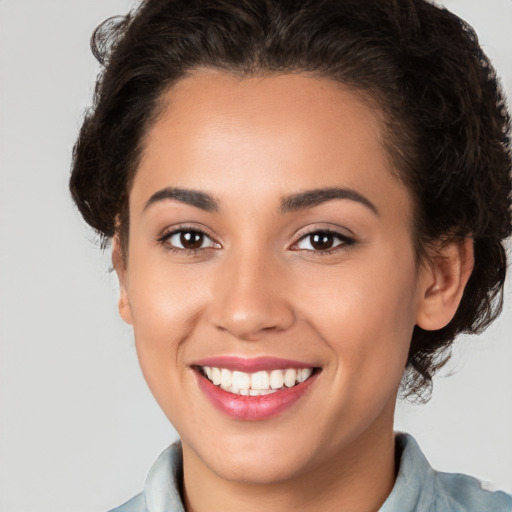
[190,356,317,372]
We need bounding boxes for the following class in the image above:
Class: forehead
[133,70,410,217]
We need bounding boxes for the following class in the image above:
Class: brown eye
[310,233,335,250]
[294,230,353,252]
[180,231,204,249]
[165,229,217,251]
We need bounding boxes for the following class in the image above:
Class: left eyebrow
[143,187,219,212]
[280,187,379,216]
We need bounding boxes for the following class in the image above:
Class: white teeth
[211,367,222,385]
[201,365,315,395]
[284,369,297,387]
[270,370,285,389]
[249,389,278,396]
[297,368,313,383]
[220,369,232,388]
[232,371,251,391]
[251,371,270,390]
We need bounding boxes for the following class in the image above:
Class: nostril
[208,267,296,339]
[210,304,295,340]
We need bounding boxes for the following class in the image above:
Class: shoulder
[107,441,184,512]
[108,493,147,512]
[434,470,512,512]
[382,433,512,512]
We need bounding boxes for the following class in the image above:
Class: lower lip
[196,371,318,421]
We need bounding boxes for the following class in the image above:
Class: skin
[113,70,473,512]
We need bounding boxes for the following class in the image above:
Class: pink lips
[192,356,319,421]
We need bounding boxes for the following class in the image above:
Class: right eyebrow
[280,187,379,216]
[143,187,219,212]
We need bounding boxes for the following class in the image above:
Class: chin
[209,452,306,485]
[187,428,316,485]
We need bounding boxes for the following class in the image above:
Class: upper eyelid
[156,225,355,249]
[158,227,220,253]
[298,228,351,238]
[293,220,356,236]
[292,226,355,243]
[294,231,353,245]
[158,224,216,241]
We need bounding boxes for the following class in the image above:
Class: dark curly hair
[70,0,511,400]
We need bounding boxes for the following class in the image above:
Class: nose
[208,250,296,341]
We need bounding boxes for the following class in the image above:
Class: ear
[416,238,474,331]
[112,235,133,325]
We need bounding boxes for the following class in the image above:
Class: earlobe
[112,236,133,325]
[416,238,474,331]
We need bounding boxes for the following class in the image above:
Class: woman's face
[116,70,431,484]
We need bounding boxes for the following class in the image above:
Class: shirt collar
[380,433,436,512]
[143,433,437,512]
[144,442,185,512]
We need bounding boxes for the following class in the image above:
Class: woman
[70,0,512,510]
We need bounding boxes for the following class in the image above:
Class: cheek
[294,250,419,382]
[128,245,210,329]
[125,253,212,388]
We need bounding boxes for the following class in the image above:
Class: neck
[182,404,398,512]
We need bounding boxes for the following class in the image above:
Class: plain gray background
[0,1,511,511]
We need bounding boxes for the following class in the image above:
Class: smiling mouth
[196,366,318,396]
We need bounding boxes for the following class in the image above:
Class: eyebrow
[144,187,219,212]
[143,185,379,216]
[280,187,379,215]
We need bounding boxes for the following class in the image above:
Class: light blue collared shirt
[110,433,512,512]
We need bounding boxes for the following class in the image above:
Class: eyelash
[156,227,355,256]
[157,226,218,256]
[291,229,355,255]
